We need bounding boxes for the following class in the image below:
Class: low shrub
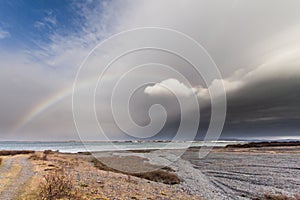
[226,141,300,148]
[77,152,92,155]
[29,154,42,160]
[92,158,180,185]
[38,168,77,200]
[0,150,34,156]
[134,170,180,184]
[29,153,48,161]
[43,150,57,154]
[254,193,300,200]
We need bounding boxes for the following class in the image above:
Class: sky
[0,0,300,141]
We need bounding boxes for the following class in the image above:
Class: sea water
[0,140,242,153]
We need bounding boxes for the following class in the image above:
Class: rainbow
[12,80,92,132]
[13,85,73,132]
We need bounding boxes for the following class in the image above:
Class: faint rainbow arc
[12,81,90,132]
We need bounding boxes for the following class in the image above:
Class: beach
[0,143,299,199]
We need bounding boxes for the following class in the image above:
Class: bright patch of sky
[0,0,84,50]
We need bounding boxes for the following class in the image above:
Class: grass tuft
[38,168,78,200]
[29,153,48,161]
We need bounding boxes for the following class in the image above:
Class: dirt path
[0,155,34,200]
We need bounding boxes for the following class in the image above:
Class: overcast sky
[0,0,300,141]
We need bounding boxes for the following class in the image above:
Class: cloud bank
[1,0,300,140]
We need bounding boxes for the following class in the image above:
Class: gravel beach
[0,146,299,199]
[181,149,300,199]
[110,147,300,199]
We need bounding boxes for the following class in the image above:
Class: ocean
[0,140,242,153]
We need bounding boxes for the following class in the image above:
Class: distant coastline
[0,139,299,153]
[226,140,300,148]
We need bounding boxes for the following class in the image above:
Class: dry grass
[127,149,156,153]
[92,158,180,185]
[23,153,200,199]
[134,170,180,184]
[29,153,48,161]
[0,150,34,156]
[38,168,79,200]
[43,150,58,155]
[29,150,60,162]
[29,154,42,160]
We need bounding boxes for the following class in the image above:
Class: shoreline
[0,140,300,154]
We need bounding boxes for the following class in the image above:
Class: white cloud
[34,12,57,30]
[0,27,10,39]
[144,79,195,97]
[44,15,57,26]
[34,21,46,29]
[143,46,300,107]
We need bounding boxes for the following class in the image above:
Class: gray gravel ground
[117,149,300,200]
[114,150,229,199]
[181,150,300,199]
